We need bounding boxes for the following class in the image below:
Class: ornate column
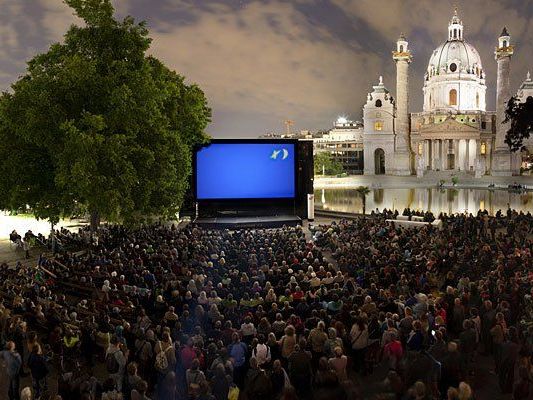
[440,139,449,171]
[431,139,439,171]
[429,139,433,170]
[454,139,459,171]
[392,34,413,175]
[492,27,516,176]
[465,139,470,171]
[486,140,492,174]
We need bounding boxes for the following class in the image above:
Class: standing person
[186,358,207,396]
[106,336,127,392]
[27,343,48,399]
[23,240,30,259]
[211,363,231,400]
[383,332,403,372]
[481,300,496,355]
[350,318,369,375]
[0,341,22,400]
[490,312,506,374]
[251,335,271,369]
[228,332,247,388]
[498,327,520,394]
[328,346,348,382]
[308,321,328,369]
[288,340,312,399]
[270,359,289,400]
[459,320,477,377]
[279,325,296,367]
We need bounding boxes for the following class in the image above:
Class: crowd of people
[0,207,532,400]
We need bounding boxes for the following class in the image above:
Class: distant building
[259,130,313,139]
[313,117,364,174]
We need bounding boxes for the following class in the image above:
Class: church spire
[448,7,464,41]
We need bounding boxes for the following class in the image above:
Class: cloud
[0,0,530,138]
[148,0,386,136]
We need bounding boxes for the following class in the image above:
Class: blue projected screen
[196,142,296,199]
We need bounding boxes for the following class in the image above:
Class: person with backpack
[154,331,177,393]
[134,330,154,383]
[27,343,49,399]
[252,335,271,369]
[106,335,127,391]
[186,358,207,397]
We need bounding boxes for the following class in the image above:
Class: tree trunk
[90,210,100,232]
[362,197,366,215]
[50,222,56,254]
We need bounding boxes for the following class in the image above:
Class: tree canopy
[504,96,533,152]
[0,0,211,226]
[314,152,344,176]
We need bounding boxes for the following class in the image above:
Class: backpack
[253,344,271,365]
[155,342,171,372]
[106,350,120,374]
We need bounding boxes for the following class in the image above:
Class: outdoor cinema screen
[195,142,296,200]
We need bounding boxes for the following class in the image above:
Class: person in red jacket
[383,332,404,371]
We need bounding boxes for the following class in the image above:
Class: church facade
[363,10,533,176]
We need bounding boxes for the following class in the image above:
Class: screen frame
[193,138,299,202]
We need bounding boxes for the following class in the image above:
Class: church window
[418,143,423,155]
[476,93,479,108]
[453,29,457,38]
[503,40,507,48]
[480,142,486,155]
[449,63,457,72]
[375,99,382,107]
[481,121,487,129]
[376,112,381,118]
[449,89,457,106]
[374,121,383,131]
[399,45,404,52]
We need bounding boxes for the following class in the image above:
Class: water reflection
[315,188,533,215]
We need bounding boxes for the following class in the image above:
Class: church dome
[422,9,487,112]
[427,40,484,77]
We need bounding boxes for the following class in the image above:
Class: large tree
[504,96,533,152]
[0,0,211,227]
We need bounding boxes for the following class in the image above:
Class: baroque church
[362,10,533,176]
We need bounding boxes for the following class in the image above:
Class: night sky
[0,0,531,137]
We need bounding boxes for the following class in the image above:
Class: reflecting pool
[314,187,533,215]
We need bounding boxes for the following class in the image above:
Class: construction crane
[284,119,294,136]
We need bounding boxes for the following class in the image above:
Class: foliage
[314,152,344,176]
[0,0,211,226]
[451,176,459,186]
[504,96,533,152]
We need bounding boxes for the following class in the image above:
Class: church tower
[492,27,518,175]
[392,34,413,175]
